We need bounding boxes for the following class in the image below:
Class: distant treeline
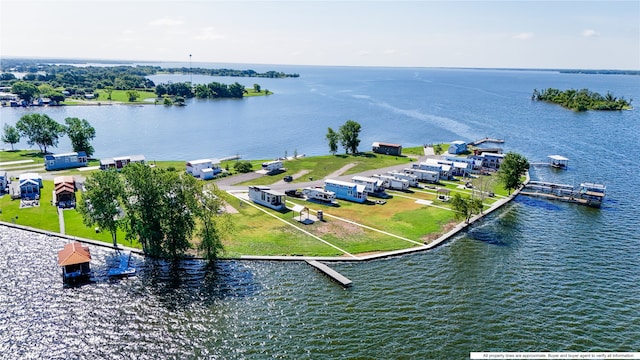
[558,69,640,76]
[0,59,298,94]
[532,88,633,111]
[156,81,247,99]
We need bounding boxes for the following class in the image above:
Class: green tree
[77,170,125,247]
[11,81,39,103]
[1,124,20,150]
[121,163,166,257]
[64,117,96,157]
[450,193,483,224]
[339,120,361,154]
[15,113,66,153]
[234,161,253,173]
[497,151,530,195]
[161,171,198,258]
[105,86,114,100]
[253,83,261,93]
[126,90,140,102]
[197,184,232,261]
[326,127,339,155]
[228,82,245,98]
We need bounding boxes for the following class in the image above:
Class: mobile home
[18,173,43,200]
[186,158,221,180]
[302,187,337,205]
[403,168,440,183]
[54,176,76,208]
[386,171,419,187]
[45,151,88,171]
[262,160,284,173]
[352,176,386,195]
[248,185,286,211]
[100,155,146,171]
[324,179,367,203]
[372,174,409,191]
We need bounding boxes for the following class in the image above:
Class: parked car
[283,175,293,182]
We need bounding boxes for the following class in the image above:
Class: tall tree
[326,127,339,155]
[339,120,361,154]
[450,193,484,224]
[77,170,125,247]
[1,124,20,150]
[161,171,197,259]
[497,152,530,195]
[15,114,66,153]
[65,117,96,157]
[11,81,39,103]
[121,163,166,257]
[197,184,232,262]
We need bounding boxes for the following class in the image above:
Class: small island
[532,88,632,111]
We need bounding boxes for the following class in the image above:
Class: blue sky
[1,0,638,69]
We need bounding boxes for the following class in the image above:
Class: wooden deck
[469,137,505,146]
[306,260,352,287]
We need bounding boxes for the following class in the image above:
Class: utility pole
[189,54,192,84]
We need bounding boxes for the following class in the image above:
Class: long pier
[520,181,605,207]
[306,260,353,287]
[469,137,505,146]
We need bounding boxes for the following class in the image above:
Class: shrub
[234,161,253,173]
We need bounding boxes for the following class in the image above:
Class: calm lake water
[1,65,639,358]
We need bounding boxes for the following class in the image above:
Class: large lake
[1,65,639,358]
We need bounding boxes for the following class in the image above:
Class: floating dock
[306,260,352,287]
[520,181,605,207]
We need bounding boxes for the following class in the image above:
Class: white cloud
[383,49,399,55]
[582,29,600,37]
[195,27,224,40]
[149,17,183,26]
[512,32,535,40]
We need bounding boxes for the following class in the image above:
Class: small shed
[54,176,76,208]
[57,242,92,281]
[372,142,402,156]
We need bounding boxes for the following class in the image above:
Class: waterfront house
[54,176,76,208]
[186,158,221,180]
[18,173,42,200]
[262,160,284,174]
[448,140,467,154]
[472,153,505,170]
[324,179,367,203]
[100,155,145,171]
[57,242,92,282]
[414,158,453,180]
[248,186,286,211]
[372,142,402,156]
[44,151,88,171]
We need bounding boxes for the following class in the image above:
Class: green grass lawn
[94,89,157,103]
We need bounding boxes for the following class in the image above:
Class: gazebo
[57,242,92,282]
[437,188,451,201]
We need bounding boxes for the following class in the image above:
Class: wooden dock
[469,137,505,146]
[306,260,352,287]
[521,181,605,207]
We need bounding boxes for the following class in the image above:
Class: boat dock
[470,137,505,146]
[306,260,352,287]
[520,181,605,207]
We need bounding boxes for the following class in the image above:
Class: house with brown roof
[57,242,92,281]
[54,176,76,208]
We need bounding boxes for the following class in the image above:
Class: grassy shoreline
[1,148,511,259]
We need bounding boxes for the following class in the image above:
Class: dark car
[283,175,293,182]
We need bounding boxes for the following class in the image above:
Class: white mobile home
[186,158,221,180]
[302,187,337,205]
[248,186,286,211]
[352,176,385,194]
[262,160,284,173]
[387,171,419,187]
[403,168,440,183]
[372,174,409,191]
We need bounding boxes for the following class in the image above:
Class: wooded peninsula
[532,88,633,111]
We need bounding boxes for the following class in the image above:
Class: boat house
[18,173,43,200]
[57,242,92,281]
[54,176,76,208]
[186,158,221,180]
[44,151,88,171]
[324,179,367,203]
[100,155,145,171]
[248,186,286,211]
[548,155,569,169]
[372,142,402,156]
